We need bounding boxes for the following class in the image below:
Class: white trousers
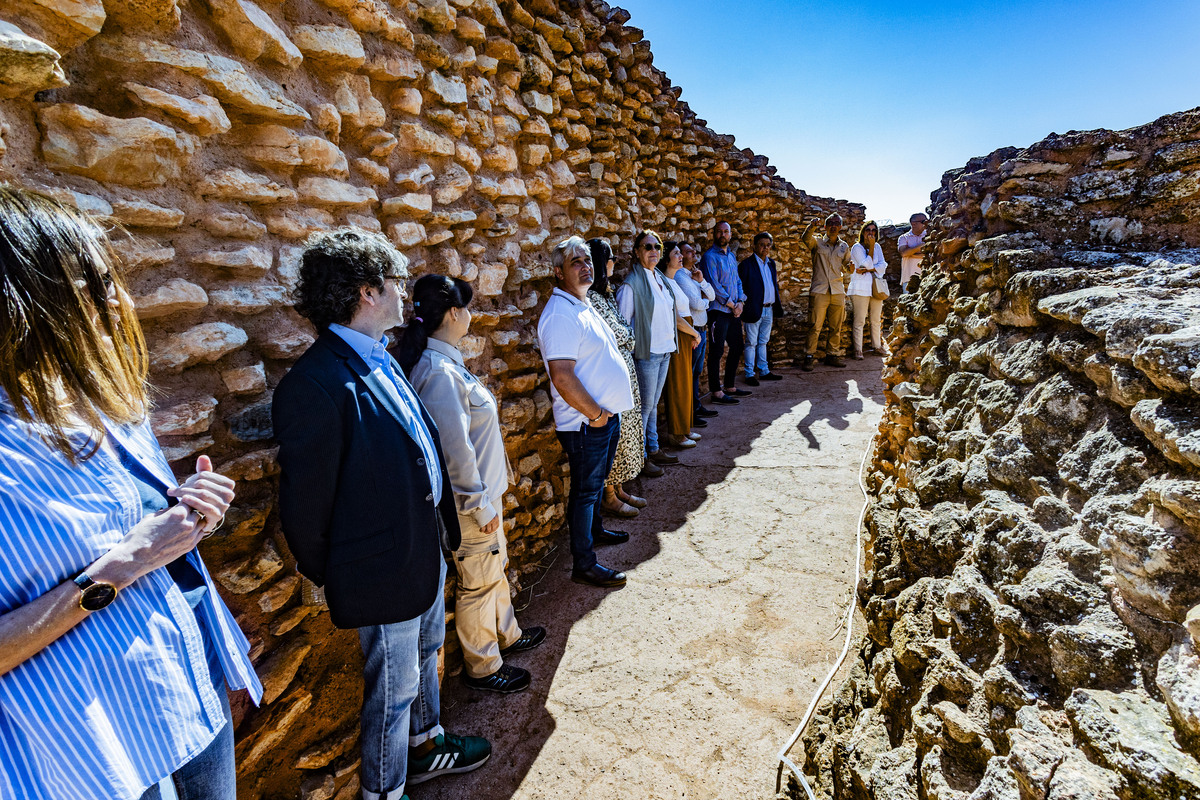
[851,294,883,353]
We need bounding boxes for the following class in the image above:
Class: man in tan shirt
[800,213,855,371]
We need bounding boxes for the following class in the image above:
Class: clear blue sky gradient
[624,0,1200,224]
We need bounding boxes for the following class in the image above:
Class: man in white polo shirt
[897,212,928,292]
[537,236,636,588]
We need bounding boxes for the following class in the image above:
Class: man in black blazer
[273,229,490,800]
[737,232,785,386]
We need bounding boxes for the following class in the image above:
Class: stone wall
[800,109,1200,799]
[0,0,861,797]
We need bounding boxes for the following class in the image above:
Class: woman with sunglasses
[848,220,891,359]
[616,230,680,475]
[0,187,260,800]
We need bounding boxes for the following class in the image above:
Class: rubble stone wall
[1,0,863,797]
[801,109,1200,800]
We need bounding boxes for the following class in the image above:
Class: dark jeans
[707,311,744,393]
[556,415,621,571]
[691,328,707,409]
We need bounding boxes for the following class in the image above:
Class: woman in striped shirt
[0,187,261,800]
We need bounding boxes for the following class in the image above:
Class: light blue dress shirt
[0,393,262,800]
[700,246,745,311]
[328,324,443,503]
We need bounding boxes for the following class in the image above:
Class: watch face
[81,583,117,611]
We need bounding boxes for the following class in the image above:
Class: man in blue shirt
[699,221,751,405]
[273,229,490,800]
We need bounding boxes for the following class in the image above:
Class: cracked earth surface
[424,362,885,800]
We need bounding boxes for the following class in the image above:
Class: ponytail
[394,274,474,374]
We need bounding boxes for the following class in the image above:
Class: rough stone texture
[801,110,1200,799]
[0,2,862,797]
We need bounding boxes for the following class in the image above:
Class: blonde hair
[0,186,148,462]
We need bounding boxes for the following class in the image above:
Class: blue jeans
[556,415,620,571]
[358,559,447,800]
[691,329,708,408]
[634,353,672,452]
[743,306,774,377]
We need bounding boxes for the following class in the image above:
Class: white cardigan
[848,242,886,297]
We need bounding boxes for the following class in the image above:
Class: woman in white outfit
[848,220,890,359]
[397,274,545,694]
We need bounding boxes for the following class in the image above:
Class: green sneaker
[407,732,491,784]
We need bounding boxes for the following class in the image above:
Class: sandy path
[423,362,885,800]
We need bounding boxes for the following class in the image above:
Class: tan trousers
[806,292,847,357]
[454,510,520,678]
[850,295,883,353]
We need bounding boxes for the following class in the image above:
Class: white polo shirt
[537,288,635,431]
[898,229,925,286]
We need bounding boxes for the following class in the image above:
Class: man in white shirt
[897,212,928,292]
[537,236,636,588]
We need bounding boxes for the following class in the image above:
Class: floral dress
[589,288,644,483]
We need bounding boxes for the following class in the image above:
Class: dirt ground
[423,361,885,800]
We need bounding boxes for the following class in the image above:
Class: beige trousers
[850,295,884,353]
[454,510,521,678]
[806,292,847,357]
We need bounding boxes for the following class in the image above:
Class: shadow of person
[794,372,868,450]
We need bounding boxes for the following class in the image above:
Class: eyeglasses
[641,243,662,251]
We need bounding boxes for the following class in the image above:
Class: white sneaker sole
[408,752,491,784]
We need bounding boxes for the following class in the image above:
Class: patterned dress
[589,288,644,483]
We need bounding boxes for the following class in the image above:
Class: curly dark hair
[293,228,408,330]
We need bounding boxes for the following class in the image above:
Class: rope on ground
[774,433,875,798]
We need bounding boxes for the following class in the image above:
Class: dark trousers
[707,310,743,393]
[556,415,621,571]
[691,328,707,409]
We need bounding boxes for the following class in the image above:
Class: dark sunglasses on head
[642,243,662,251]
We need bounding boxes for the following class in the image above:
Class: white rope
[775,433,875,797]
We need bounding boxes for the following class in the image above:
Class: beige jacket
[802,227,854,296]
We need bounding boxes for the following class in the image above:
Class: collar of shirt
[425,336,465,367]
[756,255,770,270]
[551,286,588,306]
[328,323,391,371]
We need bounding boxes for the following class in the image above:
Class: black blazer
[272,331,461,629]
[738,255,783,324]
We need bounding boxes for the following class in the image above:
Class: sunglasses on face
[642,243,662,251]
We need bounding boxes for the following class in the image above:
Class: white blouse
[848,242,887,297]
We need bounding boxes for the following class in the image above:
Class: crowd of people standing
[0,183,927,800]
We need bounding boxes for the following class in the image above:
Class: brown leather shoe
[640,461,665,478]
[649,450,679,465]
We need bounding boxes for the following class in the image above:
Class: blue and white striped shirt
[699,246,745,311]
[0,395,263,800]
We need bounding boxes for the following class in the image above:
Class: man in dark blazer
[273,229,490,800]
[737,232,784,386]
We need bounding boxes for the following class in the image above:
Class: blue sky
[625,0,1200,223]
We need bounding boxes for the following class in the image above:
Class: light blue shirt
[0,394,262,800]
[756,255,776,305]
[328,324,443,503]
[700,246,745,311]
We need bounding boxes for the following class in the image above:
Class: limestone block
[353,158,389,185]
[426,71,467,105]
[1156,637,1200,742]
[381,193,431,218]
[266,207,335,239]
[521,90,553,115]
[216,538,283,594]
[365,53,421,81]
[414,0,455,31]
[95,38,309,123]
[313,103,340,140]
[161,436,213,463]
[238,123,301,168]
[0,20,67,99]
[497,176,526,197]
[298,136,348,174]
[4,0,105,52]
[112,239,174,271]
[258,640,312,705]
[388,222,425,248]
[133,277,207,319]
[297,176,376,208]
[292,25,364,69]
[109,198,185,229]
[397,122,455,156]
[1189,605,1200,650]
[520,143,549,167]
[257,318,314,359]
[37,186,112,218]
[433,163,472,204]
[518,200,540,227]
[346,212,381,231]
[1131,398,1200,469]
[151,322,248,373]
[237,692,313,772]
[394,163,434,189]
[193,245,273,277]
[201,210,267,239]
[209,283,288,315]
[454,15,485,44]
[361,129,397,158]
[151,397,218,437]
[456,142,481,171]
[197,168,297,203]
[426,108,465,137]
[547,159,575,187]
[102,0,181,29]
[1133,325,1200,395]
[205,0,302,68]
[222,363,266,395]
[475,262,507,295]
[39,104,197,187]
[391,87,422,115]
[482,144,518,171]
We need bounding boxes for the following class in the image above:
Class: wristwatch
[73,572,117,611]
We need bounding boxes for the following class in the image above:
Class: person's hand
[691,335,700,350]
[480,514,501,535]
[733,302,743,318]
[588,409,613,427]
[167,455,235,534]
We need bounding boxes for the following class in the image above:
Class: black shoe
[760,372,783,381]
[500,626,546,656]
[691,416,708,428]
[725,387,752,397]
[696,406,719,417]
[711,394,739,405]
[463,664,531,694]
[594,528,629,545]
[640,461,664,478]
[801,355,815,372]
[823,355,847,367]
[649,450,679,465]
[571,563,626,587]
[743,376,760,387]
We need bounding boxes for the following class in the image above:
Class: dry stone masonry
[801,109,1200,800]
[0,0,860,797]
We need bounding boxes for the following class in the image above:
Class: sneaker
[500,626,546,656]
[801,355,815,372]
[686,431,702,441]
[743,375,760,387]
[463,663,531,694]
[407,733,491,784]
